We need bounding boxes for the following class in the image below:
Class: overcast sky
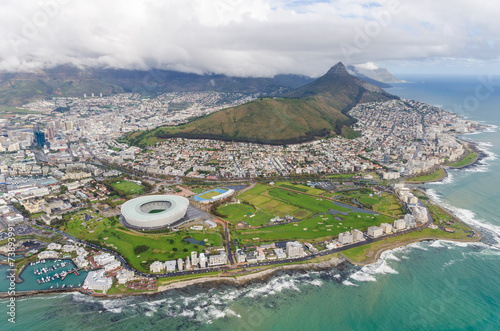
[0,0,498,77]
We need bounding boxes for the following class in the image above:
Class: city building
[34,130,46,148]
[177,258,184,271]
[339,231,354,245]
[73,255,89,268]
[245,251,258,263]
[352,229,364,241]
[380,223,393,234]
[38,250,59,259]
[393,219,407,231]
[6,214,24,225]
[150,261,165,273]
[116,269,135,284]
[411,206,429,223]
[104,260,121,271]
[404,214,417,228]
[367,226,384,238]
[47,243,62,250]
[164,260,176,272]
[198,253,207,268]
[236,249,246,263]
[286,241,305,258]
[62,244,77,252]
[191,251,198,267]
[209,252,227,266]
[94,253,115,266]
[83,270,113,293]
[274,248,287,259]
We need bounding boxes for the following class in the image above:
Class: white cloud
[0,0,498,76]
[355,62,379,70]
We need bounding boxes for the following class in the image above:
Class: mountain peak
[326,62,349,76]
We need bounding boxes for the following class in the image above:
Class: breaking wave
[426,189,500,247]
[69,272,326,325]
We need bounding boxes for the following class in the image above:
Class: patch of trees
[133,245,149,255]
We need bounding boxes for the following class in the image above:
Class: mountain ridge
[126,62,399,146]
[0,66,311,106]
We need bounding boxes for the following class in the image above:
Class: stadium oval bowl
[120,195,189,229]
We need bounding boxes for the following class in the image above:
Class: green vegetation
[238,184,311,219]
[268,188,350,213]
[124,63,396,146]
[217,203,254,221]
[447,152,478,168]
[0,74,125,106]
[343,225,477,264]
[216,203,274,227]
[0,105,40,115]
[134,245,149,255]
[226,183,398,245]
[190,187,211,194]
[275,182,325,195]
[326,173,356,179]
[335,189,405,218]
[57,210,222,272]
[407,168,446,182]
[233,212,393,245]
[358,197,379,205]
[110,180,145,195]
[158,270,223,285]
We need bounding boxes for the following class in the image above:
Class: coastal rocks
[156,256,345,294]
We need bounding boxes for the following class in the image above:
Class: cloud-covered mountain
[0,0,498,77]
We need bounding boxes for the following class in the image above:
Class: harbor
[0,259,88,292]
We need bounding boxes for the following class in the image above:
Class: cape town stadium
[120,195,189,229]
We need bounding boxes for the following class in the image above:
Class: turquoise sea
[1,76,500,330]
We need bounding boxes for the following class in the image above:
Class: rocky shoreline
[451,140,488,170]
[342,234,482,267]
[0,256,346,299]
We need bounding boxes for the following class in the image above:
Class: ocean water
[2,76,500,330]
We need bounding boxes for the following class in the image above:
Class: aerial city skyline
[0,1,499,330]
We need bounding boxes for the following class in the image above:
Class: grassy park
[58,209,222,272]
[447,152,478,168]
[342,225,478,264]
[233,212,394,245]
[335,189,405,218]
[227,183,398,245]
[407,167,446,182]
[275,182,325,195]
[238,184,312,219]
[110,180,145,196]
[216,203,274,227]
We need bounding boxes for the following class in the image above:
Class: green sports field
[198,189,227,200]
[111,180,145,195]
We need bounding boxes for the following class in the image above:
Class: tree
[134,245,149,255]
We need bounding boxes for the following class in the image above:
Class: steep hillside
[126,63,399,146]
